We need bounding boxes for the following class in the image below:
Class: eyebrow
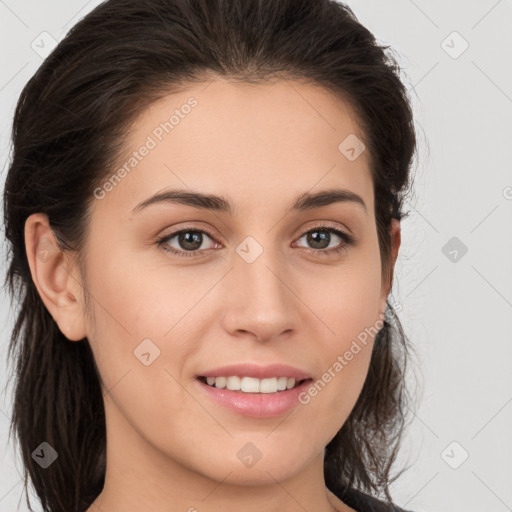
[130,187,367,215]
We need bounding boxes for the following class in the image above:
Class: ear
[24,213,87,341]
[378,218,401,314]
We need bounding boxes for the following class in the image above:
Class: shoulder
[331,486,414,512]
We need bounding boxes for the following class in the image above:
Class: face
[27,78,399,495]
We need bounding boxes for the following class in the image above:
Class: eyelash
[155,223,355,259]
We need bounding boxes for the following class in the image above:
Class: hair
[2,1,419,511]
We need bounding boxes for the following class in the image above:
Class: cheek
[84,243,203,339]
[82,245,197,440]
[306,245,383,344]
[82,244,218,413]
[298,296,379,445]
[297,248,383,424]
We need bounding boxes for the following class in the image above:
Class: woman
[3,0,419,511]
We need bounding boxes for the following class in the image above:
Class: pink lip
[196,363,312,380]
[195,377,314,418]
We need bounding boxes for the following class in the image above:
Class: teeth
[203,376,300,393]
[241,377,260,393]
[226,376,241,391]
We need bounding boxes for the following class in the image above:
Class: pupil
[308,230,329,249]
[179,231,202,250]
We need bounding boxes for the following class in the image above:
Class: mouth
[195,376,314,418]
[197,375,311,393]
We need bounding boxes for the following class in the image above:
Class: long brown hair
[3,1,419,511]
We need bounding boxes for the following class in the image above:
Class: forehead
[94,78,374,217]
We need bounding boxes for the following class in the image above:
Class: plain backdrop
[0,1,511,511]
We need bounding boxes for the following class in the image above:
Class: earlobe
[24,213,87,342]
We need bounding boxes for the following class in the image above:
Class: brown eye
[156,229,218,258]
[295,226,354,255]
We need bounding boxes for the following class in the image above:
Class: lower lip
[195,378,314,418]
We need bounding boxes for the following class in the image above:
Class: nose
[221,247,300,343]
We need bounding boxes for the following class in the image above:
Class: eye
[293,224,355,256]
[156,228,219,258]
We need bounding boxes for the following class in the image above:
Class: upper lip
[197,363,313,381]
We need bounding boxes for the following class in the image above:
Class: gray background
[0,1,511,511]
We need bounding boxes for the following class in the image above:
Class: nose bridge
[238,234,290,308]
[225,233,298,340]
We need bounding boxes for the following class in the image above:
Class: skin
[25,77,400,512]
